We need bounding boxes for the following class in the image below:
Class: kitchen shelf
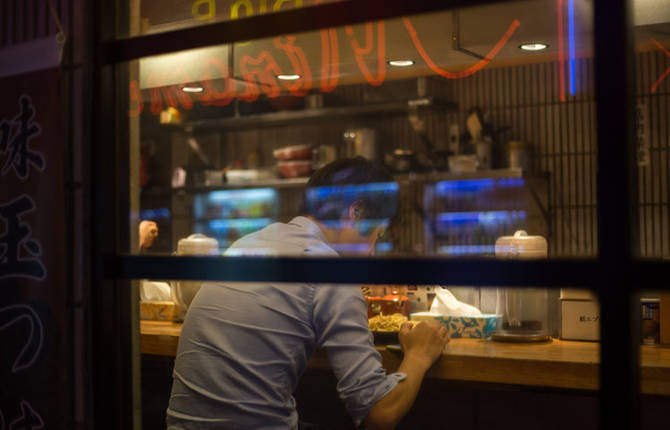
[181,169,526,192]
[181,177,310,192]
[142,169,535,195]
[184,97,457,131]
[394,168,524,185]
[193,217,274,224]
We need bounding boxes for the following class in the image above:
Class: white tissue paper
[411,287,500,338]
[430,287,482,316]
[140,280,172,302]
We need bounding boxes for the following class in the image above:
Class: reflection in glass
[633,1,670,259]
[120,0,345,38]
[122,0,605,259]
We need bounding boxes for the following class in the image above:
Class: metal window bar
[88,1,670,430]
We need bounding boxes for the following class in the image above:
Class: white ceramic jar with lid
[494,230,547,259]
[171,234,219,320]
[493,230,551,342]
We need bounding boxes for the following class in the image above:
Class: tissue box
[410,312,501,338]
[140,301,178,321]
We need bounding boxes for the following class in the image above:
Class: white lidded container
[495,230,547,259]
[493,230,551,341]
[171,234,219,320]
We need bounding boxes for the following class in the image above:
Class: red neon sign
[129,17,522,117]
[319,27,339,92]
[650,39,670,94]
[239,51,283,101]
[146,68,195,114]
[274,35,313,96]
[557,0,566,102]
[402,17,520,79]
[345,21,386,86]
[200,57,237,106]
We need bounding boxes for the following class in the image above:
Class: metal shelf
[179,177,309,192]
[150,169,527,194]
[393,168,524,185]
[184,97,457,131]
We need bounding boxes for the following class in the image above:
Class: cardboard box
[410,312,501,338]
[561,300,600,341]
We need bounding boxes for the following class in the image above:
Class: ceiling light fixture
[276,74,301,81]
[387,59,415,67]
[519,43,549,51]
[182,86,204,93]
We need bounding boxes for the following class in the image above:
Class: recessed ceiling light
[276,74,301,81]
[182,86,204,93]
[519,43,549,51]
[387,59,415,67]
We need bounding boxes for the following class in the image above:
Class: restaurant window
[119,0,599,262]
[633,2,670,260]
[99,0,670,429]
[115,1,602,364]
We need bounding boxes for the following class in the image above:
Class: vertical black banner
[0,68,67,429]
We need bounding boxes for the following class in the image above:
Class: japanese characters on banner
[0,69,66,429]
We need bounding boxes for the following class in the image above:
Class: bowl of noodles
[368,313,409,344]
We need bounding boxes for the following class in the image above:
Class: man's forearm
[363,354,433,430]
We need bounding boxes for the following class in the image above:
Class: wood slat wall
[637,50,670,259]
[443,58,598,257]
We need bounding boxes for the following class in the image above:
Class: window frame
[90,0,657,428]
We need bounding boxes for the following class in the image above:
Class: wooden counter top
[140,320,670,395]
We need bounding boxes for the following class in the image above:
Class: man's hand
[398,320,449,371]
[364,321,449,430]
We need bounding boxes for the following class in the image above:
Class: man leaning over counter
[166,157,450,430]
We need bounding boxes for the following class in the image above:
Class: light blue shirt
[167,217,405,429]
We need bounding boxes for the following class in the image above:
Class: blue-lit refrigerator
[424,176,545,257]
[192,188,280,252]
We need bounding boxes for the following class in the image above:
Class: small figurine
[139,220,158,252]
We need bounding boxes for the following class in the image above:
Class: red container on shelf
[273,144,313,160]
[277,160,313,178]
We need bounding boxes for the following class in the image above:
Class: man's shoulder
[225,219,338,257]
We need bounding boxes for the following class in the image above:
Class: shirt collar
[288,216,329,245]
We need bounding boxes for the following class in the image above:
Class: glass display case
[424,173,547,257]
[192,188,280,250]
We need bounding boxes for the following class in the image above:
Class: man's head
[303,157,399,254]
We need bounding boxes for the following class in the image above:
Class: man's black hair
[303,157,399,221]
